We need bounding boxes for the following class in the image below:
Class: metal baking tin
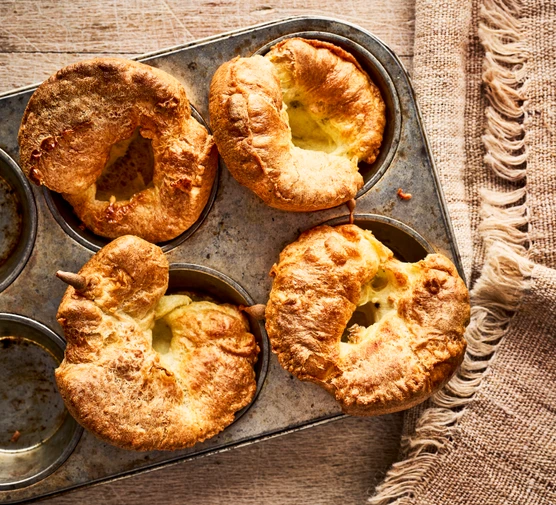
[0,16,464,503]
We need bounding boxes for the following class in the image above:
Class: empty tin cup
[323,213,434,261]
[255,32,402,199]
[43,106,219,253]
[0,314,82,490]
[0,149,37,293]
[167,264,269,421]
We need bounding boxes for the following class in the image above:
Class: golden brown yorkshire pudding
[209,38,386,212]
[265,225,469,416]
[18,58,217,243]
[55,235,258,451]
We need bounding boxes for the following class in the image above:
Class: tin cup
[254,31,402,199]
[0,149,37,293]
[166,264,269,422]
[43,106,219,253]
[323,213,434,261]
[0,314,82,490]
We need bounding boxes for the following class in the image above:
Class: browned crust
[55,236,258,451]
[265,225,469,416]
[18,58,217,243]
[208,37,385,212]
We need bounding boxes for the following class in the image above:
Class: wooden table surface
[1,1,415,503]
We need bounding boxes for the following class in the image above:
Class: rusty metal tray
[0,16,463,503]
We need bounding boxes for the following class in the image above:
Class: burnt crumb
[397,188,412,200]
[374,302,380,308]
[206,253,211,259]
[187,62,198,71]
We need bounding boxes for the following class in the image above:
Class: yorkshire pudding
[209,37,386,211]
[55,235,258,451]
[18,58,217,243]
[265,225,469,416]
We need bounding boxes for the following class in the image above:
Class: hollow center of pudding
[151,290,220,355]
[269,59,346,157]
[341,268,396,345]
[284,98,339,154]
[152,318,174,355]
[95,128,155,202]
[152,294,192,357]
[341,300,379,343]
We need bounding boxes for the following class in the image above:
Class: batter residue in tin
[0,176,23,267]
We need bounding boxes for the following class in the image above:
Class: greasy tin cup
[0,314,82,490]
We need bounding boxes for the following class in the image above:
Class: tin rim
[0,313,83,491]
[253,31,402,200]
[0,149,37,293]
[43,105,219,253]
[167,264,270,424]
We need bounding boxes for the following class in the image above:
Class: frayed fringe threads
[369,0,532,503]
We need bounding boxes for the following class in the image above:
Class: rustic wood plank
[0,1,415,503]
[40,416,404,505]
[0,0,414,53]
[0,0,415,92]
[0,52,139,92]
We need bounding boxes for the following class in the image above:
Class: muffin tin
[0,17,463,503]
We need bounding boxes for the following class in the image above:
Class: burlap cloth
[369,0,556,503]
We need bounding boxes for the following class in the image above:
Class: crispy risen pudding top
[18,57,217,243]
[265,225,469,415]
[55,236,258,451]
[209,37,386,212]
